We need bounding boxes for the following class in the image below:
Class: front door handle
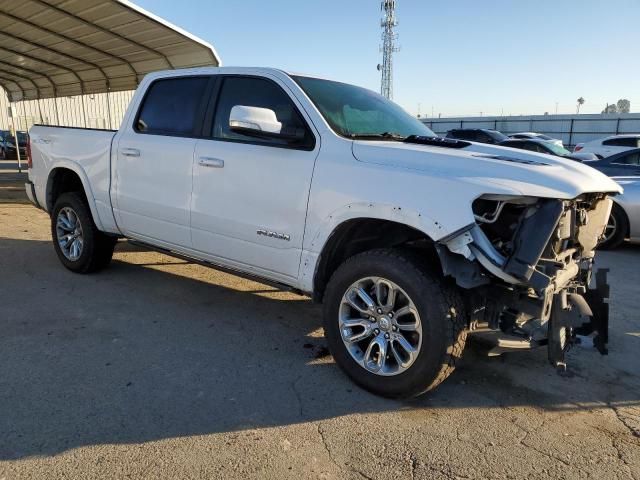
[198,157,224,168]
[121,148,140,157]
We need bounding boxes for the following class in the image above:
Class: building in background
[422,113,640,148]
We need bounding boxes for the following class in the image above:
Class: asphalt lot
[1,164,639,479]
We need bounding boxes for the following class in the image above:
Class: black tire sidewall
[323,250,458,398]
[599,203,627,250]
[51,192,101,273]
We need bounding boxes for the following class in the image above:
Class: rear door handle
[121,148,140,157]
[198,157,224,168]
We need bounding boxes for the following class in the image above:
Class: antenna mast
[379,0,398,100]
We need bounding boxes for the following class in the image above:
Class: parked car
[574,134,640,158]
[498,138,597,161]
[26,67,621,398]
[509,132,563,147]
[600,177,640,249]
[582,148,640,177]
[0,130,28,160]
[445,128,508,144]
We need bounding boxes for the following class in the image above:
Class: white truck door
[113,76,211,248]
[191,75,318,281]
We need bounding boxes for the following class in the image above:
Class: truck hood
[351,140,622,199]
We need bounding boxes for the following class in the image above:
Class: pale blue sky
[135,0,640,117]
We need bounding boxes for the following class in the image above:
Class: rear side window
[603,137,639,147]
[135,77,209,136]
[612,152,640,165]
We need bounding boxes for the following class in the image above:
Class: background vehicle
[26,67,620,398]
[509,132,563,147]
[600,177,640,249]
[445,128,508,144]
[0,130,28,160]
[499,138,597,161]
[574,134,640,158]
[582,148,640,177]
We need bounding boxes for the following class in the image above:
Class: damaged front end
[437,193,613,371]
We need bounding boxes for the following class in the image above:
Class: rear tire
[599,203,628,250]
[323,249,467,399]
[51,192,116,273]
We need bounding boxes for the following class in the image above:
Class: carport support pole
[10,102,22,173]
[19,100,28,171]
[80,91,87,128]
[53,97,60,125]
[106,89,113,130]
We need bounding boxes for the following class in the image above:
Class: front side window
[212,76,313,149]
[292,75,435,139]
[135,77,209,136]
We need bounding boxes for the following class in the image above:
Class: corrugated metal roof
[0,0,220,101]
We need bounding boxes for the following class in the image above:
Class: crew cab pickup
[26,67,622,398]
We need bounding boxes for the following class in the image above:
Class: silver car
[601,176,640,249]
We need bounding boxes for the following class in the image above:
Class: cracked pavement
[1,180,639,479]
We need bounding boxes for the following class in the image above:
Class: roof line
[30,0,174,69]
[0,69,41,100]
[0,45,86,96]
[0,75,25,99]
[0,30,111,87]
[117,0,221,66]
[0,58,57,92]
[0,11,138,77]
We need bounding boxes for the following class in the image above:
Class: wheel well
[47,168,86,212]
[612,201,631,238]
[312,218,439,302]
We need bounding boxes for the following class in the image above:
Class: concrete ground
[1,164,638,479]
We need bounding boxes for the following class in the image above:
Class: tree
[617,99,631,113]
[576,97,585,114]
[602,103,618,114]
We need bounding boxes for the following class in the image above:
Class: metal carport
[0,0,220,101]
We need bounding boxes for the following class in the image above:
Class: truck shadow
[1,237,639,460]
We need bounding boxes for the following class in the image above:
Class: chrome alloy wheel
[56,207,84,261]
[602,214,617,244]
[339,277,422,376]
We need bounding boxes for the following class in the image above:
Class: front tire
[323,249,467,399]
[51,192,116,273]
[599,203,628,250]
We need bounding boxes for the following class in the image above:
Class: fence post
[460,120,464,129]
[568,119,574,147]
[615,117,621,135]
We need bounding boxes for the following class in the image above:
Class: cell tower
[378,0,398,100]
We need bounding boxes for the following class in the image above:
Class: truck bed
[28,124,118,232]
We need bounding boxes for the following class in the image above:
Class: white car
[574,134,640,158]
[25,67,621,398]
[509,132,563,147]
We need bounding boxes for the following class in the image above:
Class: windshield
[488,130,508,142]
[545,142,572,156]
[292,75,436,139]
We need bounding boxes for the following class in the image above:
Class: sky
[135,0,640,118]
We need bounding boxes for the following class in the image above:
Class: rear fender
[46,162,105,231]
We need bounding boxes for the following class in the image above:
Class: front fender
[298,202,445,292]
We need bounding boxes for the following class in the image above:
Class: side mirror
[229,105,305,142]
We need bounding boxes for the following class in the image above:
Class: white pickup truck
[26,67,621,398]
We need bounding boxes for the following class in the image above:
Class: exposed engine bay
[437,193,613,371]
